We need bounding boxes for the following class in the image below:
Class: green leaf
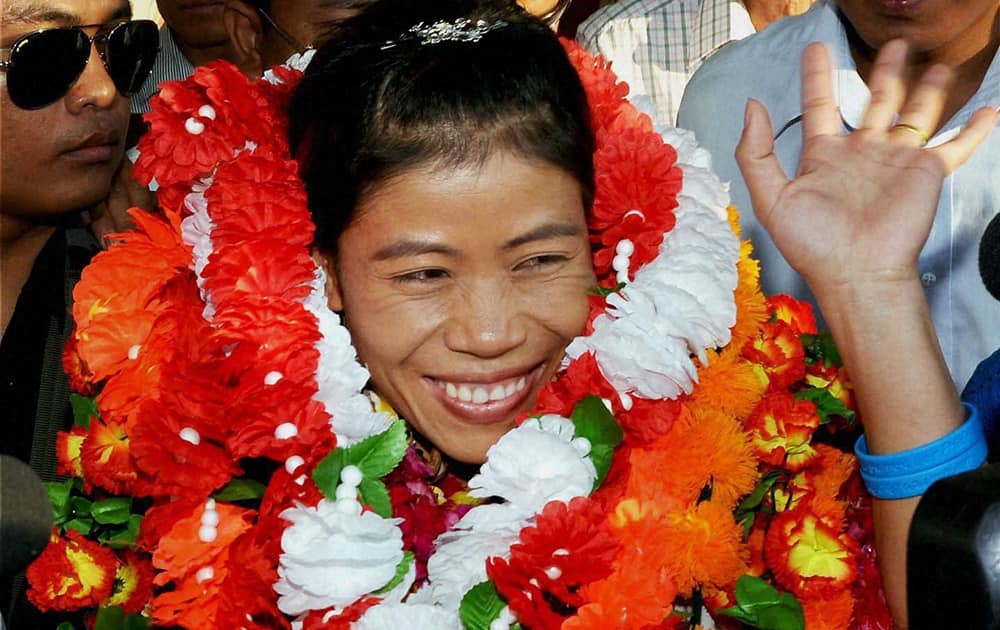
[94,606,125,630]
[734,471,784,521]
[213,478,267,502]
[376,551,415,594]
[718,575,805,630]
[571,395,623,448]
[47,479,74,522]
[70,393,99,428]
[56,623,76,630]
[459,581,507,630]
[589,444,615,492]
[358,477,392,518]
[587,282,625,297]
[123,613,152,630]
[313,448,350,500]
[800,333,842,367]
[346,420,409,479]
[98,514,142,549]
[69,496,93,518]
[794,387,855,425]
[64,517,93,535]
[92,497,132,525]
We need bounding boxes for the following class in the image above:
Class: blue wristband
[855,403,987,500]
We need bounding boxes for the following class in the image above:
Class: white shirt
[577,0,755,125]
[131,27,196,115]
[678,0,1000,388]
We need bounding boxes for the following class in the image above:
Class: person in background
[736,39,998,628]
[677,0,1000,391]
[131,0,237,114]
[1,2,158,625]
[578,0,814,124]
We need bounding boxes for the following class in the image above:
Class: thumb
[735,98,788,227]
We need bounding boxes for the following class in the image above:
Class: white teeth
[439,374,533,405]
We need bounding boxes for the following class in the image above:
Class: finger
[930,106,999,174]
[736,98,790,226]
[889,63,953,147]
[861,39,908,131]
[90,202,116,249]
[800,42,841,142]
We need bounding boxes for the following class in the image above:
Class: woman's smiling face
[321,151,595,463]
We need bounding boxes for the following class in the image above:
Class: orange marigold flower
[743,320,806,392]
[26,529,117,612]
[688,344,765,424]
[802,444,858,500]
[571,515,678,628]
[766,498,857,598]
[628,405,757,508]
[745,392,821,472]
[730,241,769,351]
[656,500,747,595]
[104,549,154,614]
[767,294,817,335]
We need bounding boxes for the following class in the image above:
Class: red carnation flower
[104,549,155,614]
[26,529,117,612]
[128,400,241,498]
[743,319,807,392]
[745,391,821,472]
[202,238,317,308]
[204,153,313,248]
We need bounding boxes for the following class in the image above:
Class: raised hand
[735,40,997,297]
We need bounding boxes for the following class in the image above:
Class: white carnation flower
[415,527,520,612]
[276,500,404,616]
[468,415,595,510]
[354,603,461,630]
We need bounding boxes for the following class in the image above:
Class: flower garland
[27,42,892,630]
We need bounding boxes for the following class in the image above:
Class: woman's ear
[311,248,344,312]
[224,1,265,79]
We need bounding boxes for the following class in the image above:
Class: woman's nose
[443,280,529,358]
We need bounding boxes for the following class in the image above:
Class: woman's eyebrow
[502,222,582,250]
[371,240,460,261]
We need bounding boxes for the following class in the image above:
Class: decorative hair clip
[381,18,508,49]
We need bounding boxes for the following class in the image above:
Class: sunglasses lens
[104,21,159,96]
[7,29,89,109]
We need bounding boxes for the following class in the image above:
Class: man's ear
[311,248,345,312]
[225,1,265,79]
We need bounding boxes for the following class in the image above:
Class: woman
[22,1,993,628]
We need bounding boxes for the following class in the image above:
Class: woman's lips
[426,364,545,425]
[876,0,925,16]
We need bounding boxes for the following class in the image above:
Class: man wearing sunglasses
[224,0,374,78]
[1,1,157,626]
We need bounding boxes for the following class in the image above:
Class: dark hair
[288,0,594,252]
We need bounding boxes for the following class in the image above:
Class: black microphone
[980,212,1000,302]
[0,456,53,578]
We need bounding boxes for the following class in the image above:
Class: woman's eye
[394,268,449,283]
[516,254,568,271]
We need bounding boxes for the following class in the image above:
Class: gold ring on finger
[891,122,930,146]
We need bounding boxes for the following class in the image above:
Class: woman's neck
[1,215,56,339]
[845,14,1000,131]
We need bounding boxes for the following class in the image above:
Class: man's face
[157,0,229,49]
[836,0,1000,55]
[258,0,371,68]
[1,0,132,219]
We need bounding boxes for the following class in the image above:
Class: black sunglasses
[0,20,159,110]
